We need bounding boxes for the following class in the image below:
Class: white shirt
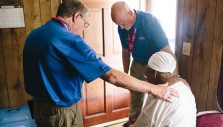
[132,81,197,127]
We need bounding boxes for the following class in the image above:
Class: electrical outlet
[182,42,191,56]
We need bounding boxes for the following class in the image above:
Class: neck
[165,76,180,86]
[57,16,69,25]
[56,16,72,30]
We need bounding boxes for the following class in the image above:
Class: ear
[159,73,171,83]
[129,10,134,16]
[73,12,81,22]
[155,72,165,84]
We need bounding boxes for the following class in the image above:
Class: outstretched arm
[101,68,178,102]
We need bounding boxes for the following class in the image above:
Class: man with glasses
[23,0,178,126]
[111,1,178,127]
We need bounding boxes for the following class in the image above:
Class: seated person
[131,51,197,127]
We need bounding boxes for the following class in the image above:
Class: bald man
[131,51,197,127]
[111,1,177,126]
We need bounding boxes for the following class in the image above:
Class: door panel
[78,0,140,126]
[86,79,105,116]
[84,9,103,56]
[113,86,129,110]
[112,25,122,53]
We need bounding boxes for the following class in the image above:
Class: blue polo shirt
[118,10,168,65]
[23,20,111,107]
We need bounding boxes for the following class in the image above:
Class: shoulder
[170,82,196,107]
[137,12,160,30]
[136,10,156,22]
[50,33,88,54]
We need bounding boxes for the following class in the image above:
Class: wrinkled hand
[151,83,179,102]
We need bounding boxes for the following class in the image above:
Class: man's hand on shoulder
[151,83,179,102]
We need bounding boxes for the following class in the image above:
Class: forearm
[122,49,131,73]
[101,69,153,93]
[101,69,179,102]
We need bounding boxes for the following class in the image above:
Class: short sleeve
[118,27,129,49]
[65,36,111,83]
[143,15,169,49]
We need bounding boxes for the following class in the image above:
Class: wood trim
[145,0,152,12]
[139,0,147,11]
[81,0,112,8]
[103,7,113,57]
[175,0,185,73]
[83,109,128,127]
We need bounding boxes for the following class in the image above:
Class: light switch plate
[182,42,191,56]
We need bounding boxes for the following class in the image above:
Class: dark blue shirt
[118,10,168,64]
[23,20,111,107]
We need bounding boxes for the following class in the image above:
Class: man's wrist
[142,81,153,93]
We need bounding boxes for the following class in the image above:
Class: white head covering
[148,51,176,74]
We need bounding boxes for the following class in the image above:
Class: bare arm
[122,48,131,74]
[160,44,179,75]
[101,68,178,102]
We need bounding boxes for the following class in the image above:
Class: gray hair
[57,0,89,17]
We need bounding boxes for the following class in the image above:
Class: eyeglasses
[80,14,90,28]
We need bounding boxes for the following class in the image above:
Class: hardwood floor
[91,118,128,127]
[107,122,126,127]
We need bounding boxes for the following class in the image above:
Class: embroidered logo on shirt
[139,36,146,40]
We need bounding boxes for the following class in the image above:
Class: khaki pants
[129,61,147,121]
[33,99,83,127]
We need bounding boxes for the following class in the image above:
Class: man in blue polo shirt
[111,1,177,126]
[23,1,178,127]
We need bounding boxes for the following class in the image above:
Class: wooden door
[77,0,140,126]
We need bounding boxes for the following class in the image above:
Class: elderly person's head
[57,0,89,17]
[56,0,90,33]
[111,1,136,30]
[144,51,176,84]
